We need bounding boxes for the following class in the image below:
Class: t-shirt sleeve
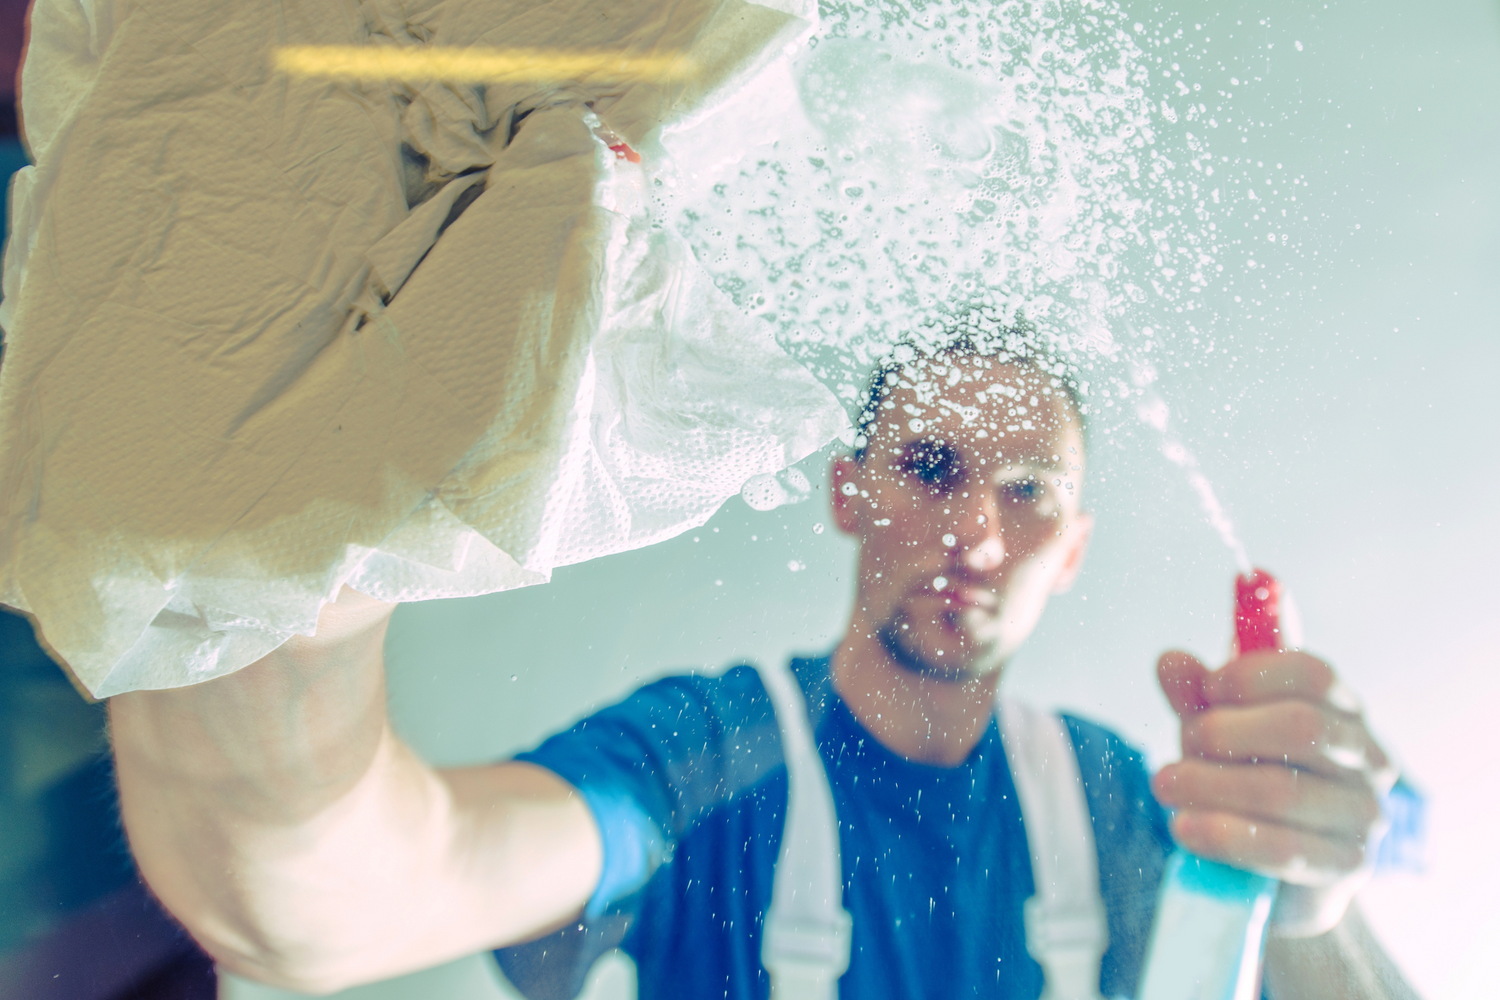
[495,664,783,999]
[1063,714,1176,1000]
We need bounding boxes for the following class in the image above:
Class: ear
[830,456,863,536]
[1048,510,1094,594]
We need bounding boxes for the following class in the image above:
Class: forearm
[111,593,394,827]
[109,591,435,989]
[110,591,603,993]
[1264,903,1420,1000]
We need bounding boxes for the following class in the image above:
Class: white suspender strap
[999,698,1111,1000]
[755,664,1105,1000]
[756,661,853,1000]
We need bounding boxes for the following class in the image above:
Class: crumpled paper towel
[0,0,846,697]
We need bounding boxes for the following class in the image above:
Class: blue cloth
[1375,776,1426,873]
[496,657,1174,1000]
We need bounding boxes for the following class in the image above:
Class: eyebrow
[989,456,1064,480]
[889,437,1066,476]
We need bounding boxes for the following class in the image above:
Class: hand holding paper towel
[0,0,846,697]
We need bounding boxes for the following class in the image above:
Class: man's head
[832,333,1092,683]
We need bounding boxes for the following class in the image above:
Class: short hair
[852,315,1088,462]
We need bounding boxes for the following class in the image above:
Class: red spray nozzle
[1234,568,1284,654]
[609,142,641,164]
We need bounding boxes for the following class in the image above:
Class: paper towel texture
[0,0,845,697]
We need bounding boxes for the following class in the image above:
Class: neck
[830,615,1002,767]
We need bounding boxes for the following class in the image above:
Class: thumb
[1158,650,1211,718]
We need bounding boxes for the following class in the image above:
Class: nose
[960,535,1005,576]
[948,489,1005,577]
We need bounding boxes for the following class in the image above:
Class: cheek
[861,516,921,556]
[858,503,944,569]
[1006,531,1075,584]
[998,522,1049,558]
[859,474,937,521]
[879,495,952,545]
[992,563,1057,628]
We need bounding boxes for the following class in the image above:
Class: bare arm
[109,588,602,994]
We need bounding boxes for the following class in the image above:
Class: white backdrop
[223,0,1500,996]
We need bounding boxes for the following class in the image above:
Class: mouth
[874,566,1014,680]
[878,597,999,683]
[916,579,997,613]
[904,588,997,644]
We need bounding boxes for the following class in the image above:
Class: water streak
[1136,385,1252,574]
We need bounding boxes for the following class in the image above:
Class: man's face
[832,357,1092,681]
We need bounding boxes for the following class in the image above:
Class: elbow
[139,878,374,996]
[192,925,376,996]
[212,955,368,997]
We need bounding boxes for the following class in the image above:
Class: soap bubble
[741,467,814,511]
[664,0,1196,405]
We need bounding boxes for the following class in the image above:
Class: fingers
[1179,700,1388,779]
[1201,650,1343,708]
[1153,759,1382,838]
[1162,647,1393,781]
[1168,809,1369,887]
[1157,650,1210,717]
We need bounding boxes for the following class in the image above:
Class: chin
[877,618,1005,683]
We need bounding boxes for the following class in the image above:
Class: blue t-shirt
[496,656,1174,1000]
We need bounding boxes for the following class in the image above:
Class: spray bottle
[1135,569,1293,1000]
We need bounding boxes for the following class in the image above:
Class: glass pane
[3,0,1494,998]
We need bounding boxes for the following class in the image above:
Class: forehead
[866,359,1082,466]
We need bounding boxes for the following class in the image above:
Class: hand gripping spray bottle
[1136,570,1293,1000]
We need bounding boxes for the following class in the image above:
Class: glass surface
[7,0,1497,996]
[364,1,1498,997]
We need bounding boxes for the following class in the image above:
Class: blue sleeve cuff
[535,769,669,920]
[576,782,669,919]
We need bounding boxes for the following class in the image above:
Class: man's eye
[1004,478,1043,503]
[902,442,964,492]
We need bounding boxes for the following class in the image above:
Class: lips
[915,581,997,612]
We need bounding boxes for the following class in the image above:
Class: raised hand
[1153,649,1396,937]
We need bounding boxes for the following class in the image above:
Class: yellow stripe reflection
[274,46,699,83]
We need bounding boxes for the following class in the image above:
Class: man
[109,333,1416,999]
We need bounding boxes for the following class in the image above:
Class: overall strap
[999,698,1111,1000]
[756,661,853,1000]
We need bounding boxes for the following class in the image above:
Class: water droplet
[933,575,949,591]
[510,674,518,682]
[942,533,957,547]
[813,522,825,534]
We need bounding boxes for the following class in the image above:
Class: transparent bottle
[1136,570,1289,1000]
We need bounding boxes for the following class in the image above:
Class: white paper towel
[0,0,846,697]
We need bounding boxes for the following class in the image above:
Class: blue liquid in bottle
[1136,852,1278,1000]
